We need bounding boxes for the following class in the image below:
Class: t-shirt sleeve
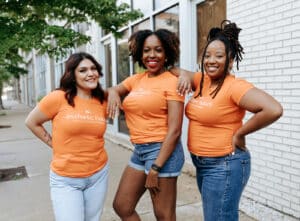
[166,74,185,102]
[230,78,254,105]
[193,72,202,88]
[122,73,140,91]
[38,90,64,119]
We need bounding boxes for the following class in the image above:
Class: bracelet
[151,163,162,172]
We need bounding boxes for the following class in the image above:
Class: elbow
[273,103,283,120]
[171,128,182,140]
[269,103,283,121]
[24,117,31,129]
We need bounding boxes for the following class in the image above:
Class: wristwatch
[151,163,162,172]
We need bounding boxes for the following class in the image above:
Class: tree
[0,0,142,109]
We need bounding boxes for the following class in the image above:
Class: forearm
[26,123,52,148]
[236,110,282,137]
[154,129,181,167]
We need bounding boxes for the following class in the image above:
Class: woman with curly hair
[175,20,283,220]
[108,29,184,221]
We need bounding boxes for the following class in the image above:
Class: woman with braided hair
[174,20,283,220]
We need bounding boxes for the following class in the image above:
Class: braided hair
[196,20,244,98]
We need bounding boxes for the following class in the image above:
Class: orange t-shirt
[185,73,254,157]
[122,71,184,144]
[38,90,108,177]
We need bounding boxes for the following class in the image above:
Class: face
[74,58,99,94]
[204,40,232,81]
[142,34,166,75]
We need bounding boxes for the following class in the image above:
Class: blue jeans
[191,148,251,221]
[129,141,185,177]
[49,164,109,221]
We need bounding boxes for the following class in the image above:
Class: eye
[156,47,163,52]
[143,48,150,53]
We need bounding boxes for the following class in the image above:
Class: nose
[87,68,97,76]
[207,56,216,63]
[149,49,155,58]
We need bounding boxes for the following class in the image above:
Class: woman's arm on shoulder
[106,83,129,119]
[25,106,52,147]
[233,88,283,148]
[169,67,195,95]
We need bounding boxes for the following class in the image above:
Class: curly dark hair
[59,52,105,106]
[196,20,244,99]
[128,29,180,69]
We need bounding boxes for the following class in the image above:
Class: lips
[147,60,159,68]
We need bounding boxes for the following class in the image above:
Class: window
[117,30,130,134]
[133,0,152,16]
[154,0,175,10]
[36,55,47,98]
[104,43,113,125]
[197,0,226,63]
[104,44,112,89]
[154,5,179,35]
[133,19,150,32]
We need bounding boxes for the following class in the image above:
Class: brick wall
[228,0,300,219]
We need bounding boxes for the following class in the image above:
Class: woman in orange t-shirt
[175,20,283,221]
[25,52,108,221]
[107,29,185,220]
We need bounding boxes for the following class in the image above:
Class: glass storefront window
[104,43,113,124]
[117,29,130,134]
[154,5,179,36]
[133,0,152,16]
[133,19,151,32]
[154,0,174,10]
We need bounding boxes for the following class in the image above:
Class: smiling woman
[107,29,184,221]
[25,52,109,221]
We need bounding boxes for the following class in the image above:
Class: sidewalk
[0,100,256,221]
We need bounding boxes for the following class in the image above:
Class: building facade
[20,0,300,220]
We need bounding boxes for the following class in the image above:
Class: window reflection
[133,0,152,16]
[154,0,174,10]
[133,19,150,32]
[104,43,113,124]
[154,5,179,36]
[117,30,130,134]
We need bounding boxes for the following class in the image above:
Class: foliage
[0,0,142,80]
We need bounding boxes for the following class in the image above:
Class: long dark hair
[59,52,105,106]
[128,29,180,68]
[196,20,244,98]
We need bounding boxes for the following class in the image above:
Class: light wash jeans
[49,164,109,221]
[191,148,251,221]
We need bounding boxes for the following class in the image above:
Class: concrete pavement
[0,100,256,221]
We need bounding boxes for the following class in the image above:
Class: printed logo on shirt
[129,88,153,97]
[189,97,212,109]
[64,113,106,123]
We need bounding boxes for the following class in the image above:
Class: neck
[147,68,166,77]
[77,89,92,99]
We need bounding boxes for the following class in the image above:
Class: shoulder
[227,74,254,88]
[163,71,179,80]
[42,89,65,101]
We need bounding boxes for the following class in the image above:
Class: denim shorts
[129,141,185,177]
